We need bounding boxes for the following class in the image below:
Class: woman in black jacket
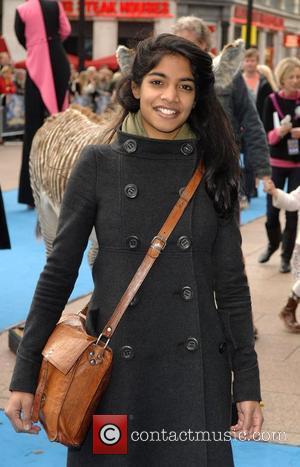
[5,34,263,466]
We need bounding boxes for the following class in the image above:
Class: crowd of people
[0,50,121,110]
[0,51,26,96]
[1,2,300,465]
[69,64,121,114]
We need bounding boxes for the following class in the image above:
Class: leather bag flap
[42,323,96,375]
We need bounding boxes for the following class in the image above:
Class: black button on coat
[9,132,261,467]
[124,183,138,199]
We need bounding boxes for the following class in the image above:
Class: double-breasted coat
[10,133,261,466]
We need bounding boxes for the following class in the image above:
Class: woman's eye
[180,84,194,91]
[150,80,163,86]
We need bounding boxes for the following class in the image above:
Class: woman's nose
[161,86,179,102]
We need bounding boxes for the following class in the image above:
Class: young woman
[259,57,300,273]
[5,34,263,466]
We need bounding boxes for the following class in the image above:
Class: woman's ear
[131,81,141,99]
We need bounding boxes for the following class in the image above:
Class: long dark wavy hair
[108,33,240,217]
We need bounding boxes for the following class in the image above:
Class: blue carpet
[0,190,93,331]
[1,412,299,467]
[232,439,300,466]
[240,182,266,226]
[0,410,67,466]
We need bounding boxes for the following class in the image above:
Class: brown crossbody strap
[95,159,204,347]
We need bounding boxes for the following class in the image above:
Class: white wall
[93,20,118,58]
[258,30,267,64]
[274,31,284,66]
[154,0,177,35]
[2,0,26,62]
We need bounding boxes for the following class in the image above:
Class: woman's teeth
[156,107,176,115]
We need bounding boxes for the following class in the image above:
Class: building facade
[2,0,300,67]
[177,0,300,67]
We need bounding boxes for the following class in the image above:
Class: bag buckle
[151,235,166,252]
[96,332,111,349]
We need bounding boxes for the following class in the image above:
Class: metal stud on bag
[88,343,106,365]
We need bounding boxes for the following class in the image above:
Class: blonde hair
[274,57,300,89]
[172,16,212,51]
[257,64,278,92]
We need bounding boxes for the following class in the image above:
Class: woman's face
[132,54,196,140]
[281,66,300,95]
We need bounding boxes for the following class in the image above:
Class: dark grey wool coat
[10,132,261,467]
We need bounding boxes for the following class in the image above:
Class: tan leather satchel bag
[32,160,204,447]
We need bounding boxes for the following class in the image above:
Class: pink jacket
[17,0,71,114]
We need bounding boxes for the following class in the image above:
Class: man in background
[240,48,274,200]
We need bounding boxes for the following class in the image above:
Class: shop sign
[62,0,172,18]
[232,6,284,31]
[284,34,299,48]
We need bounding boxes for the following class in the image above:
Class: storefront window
[284,0,298,13]
[234,25,242,40]
[63,20,93,59]
[118,21,154,48]
[265,32,275,68]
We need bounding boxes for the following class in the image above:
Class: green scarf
[122,110,196,140]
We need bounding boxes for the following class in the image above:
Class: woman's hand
[230,401,264,440]
[263,179,278,198]
[278,124,292,138]
[4,391,41,434]
[291,127,300,139]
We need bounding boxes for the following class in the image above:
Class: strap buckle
[96,332,111,349]
[151,235,166,252]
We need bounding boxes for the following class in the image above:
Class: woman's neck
[243,70,259,80]
[280,89,300,99]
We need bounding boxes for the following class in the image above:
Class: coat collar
[111,130,199,161]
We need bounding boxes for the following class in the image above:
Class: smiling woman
[6,34,263,467]
[131,54,196,140]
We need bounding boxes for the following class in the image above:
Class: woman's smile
[154,106,179,118]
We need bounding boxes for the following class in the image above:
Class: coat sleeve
[9,146,98,394]
[232,74,271,178]
[256,78,273,120]
[14,10,26,49]
[262,95,275,134]
[212,208,261,402]
[273,187,300,211]
[58,1,71,41]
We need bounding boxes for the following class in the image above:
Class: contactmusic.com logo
[93,415,128,454]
